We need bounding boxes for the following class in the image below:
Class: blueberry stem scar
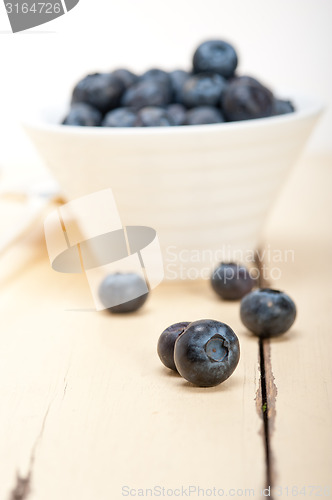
[205,336,228,362]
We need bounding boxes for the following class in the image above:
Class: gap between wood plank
[259,337,273,491]
[255,249,277,496]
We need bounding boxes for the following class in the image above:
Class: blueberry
[157,322,191,372]
[121,79,172,109]
[272,98,295,116]
[112,68,138,89]
[139,68,171,88]
[174,319,240,387]
[102,108,138,127]
[180,73,227,108]
[193,40,238,79]
[167,104,187,126]
[98,272,149,313]
[72,73,125,114]
[221,76,274,121]
[185,106,225,125]
[240,288,296,338]
[211,262,255,300]
[169,70,191,103]
[135,106,174,127]
[62,103,102,126]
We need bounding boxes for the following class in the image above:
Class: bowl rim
[22,92,325,136]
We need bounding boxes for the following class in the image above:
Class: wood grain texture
[0,224,264,499]
[263,154,332,492]
[0,154,331,499]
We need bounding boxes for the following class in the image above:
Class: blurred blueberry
[98,272,149,313]
[221,76,274,121]
[167,104,187,126]
[121,79,172,109]
[136,106,175,126]
[136,106,174,126]
[180,73,227,108]
[62,103,102,126]
[272,98,295,116]
[185,106,225,125]
[169,69,191,102]
[240,288,297,338]
[174,319,240,387]
[193,40,238,79]
[112,68,138,89]
[157,322,191,372]
[211,262,255,300]
[102,108,138,127]
[72,73,125,114]
[139,68,171,88]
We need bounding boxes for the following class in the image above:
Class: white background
[0,0,331,172]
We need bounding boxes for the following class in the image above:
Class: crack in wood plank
[263,338,278,434]
[62,355,73,401]
[62,370,69,401]
[8,403,51,500]
[63,381,68,400]
[254,248,278,496]
[256,338,278,495]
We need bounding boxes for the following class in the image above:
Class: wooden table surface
[0,154,331,500]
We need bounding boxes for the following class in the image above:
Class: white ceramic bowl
[23,95,323,280]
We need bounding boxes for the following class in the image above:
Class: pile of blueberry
[99,263,296,388]
[62,40,295,128]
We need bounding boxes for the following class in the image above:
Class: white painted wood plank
[0,240,264,500]
[263,154,332,491]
